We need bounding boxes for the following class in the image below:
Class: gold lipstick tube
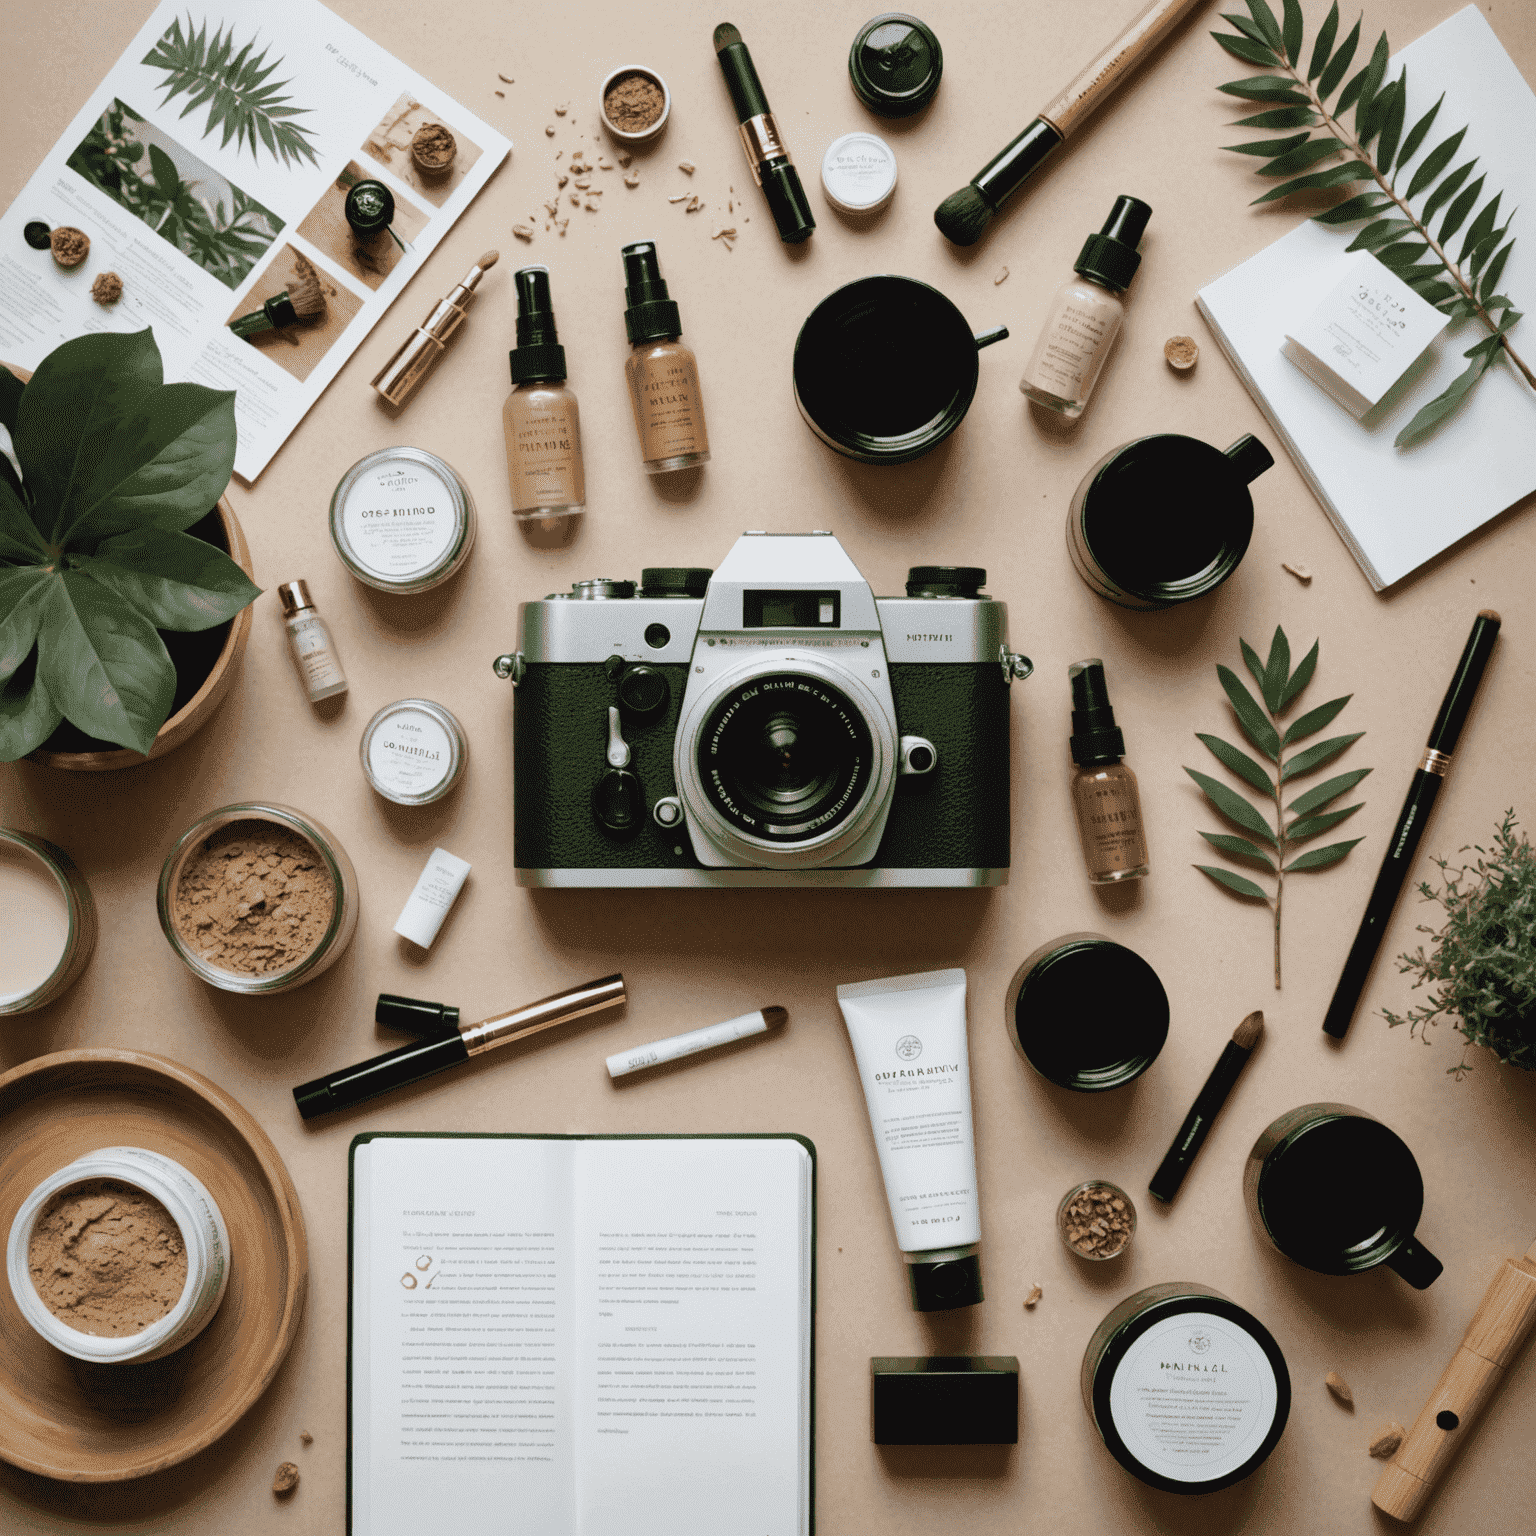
[372,251,500,406]
[462,973,627,1056]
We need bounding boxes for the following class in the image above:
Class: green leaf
[1281,731,1365,782]
[1185,766,1278,845]
[1221,10,1273,46]
[0,569,51,681]
[148,141,181,198]
[1217,664,1280,759]
[1395,348,1497,448]
[1395,92,1443,172]
[1468,225,1506,280]
[0,662,62,763]
[1215,31,1282,68]
[1345,218,1414,252]
[1312,191,1391,225]
[1282,694,1351,745]
[1200,831,1277,870]
[1196,864,1272,900]
[1437,170,1485,241]
[1287,766,1373,815]
[1280,0,1304,65]
[1244,0,1285,50]
[1285,803,1364,843]
[71,528,260,632]
[1460,192,1502,263]
[1257,138,1346,176]
[1285,838,1365,872]
[1376,240,1431,270]
[1240,637,1268,696]
[1307,1,1339,82]
[1406,125,1468,202]
[1198,732,1276,794]
[1223,131,1310,157]
[1409,279,1458,305]
[0,476,47,562]
[1279,639,1319,707]
[1480,241,1515,302]
[1349,31,1391,129]
[1317,15,1361,99]
[1372,76,1407,174]
[1219,76,1311,104]
[0,365,21,434]
[34,569,176,754]
[1262,627,1291,713]
[1230,106,1319,129]
[1252,160,1374,204]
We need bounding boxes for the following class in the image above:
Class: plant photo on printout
[66,99,282,289]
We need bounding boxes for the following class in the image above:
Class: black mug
[1244,1103,1443,1289]
[793,275,1008,465]
[1067,432,1273,610]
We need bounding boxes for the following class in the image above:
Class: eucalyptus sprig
[1185,626,1370,989]
[1214,0,1530,447]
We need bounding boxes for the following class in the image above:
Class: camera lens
[698,673,873,843]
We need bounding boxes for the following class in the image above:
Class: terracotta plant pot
[4,364,254,772]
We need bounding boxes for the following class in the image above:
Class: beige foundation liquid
[504,266,586,522]
[0,841,70,1000]
[1068,659,1149,884]
[620,241,710,474]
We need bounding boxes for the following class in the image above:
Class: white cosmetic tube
[605,1008,780,1078]
[836,967,984,1312]
[393,848,471,948]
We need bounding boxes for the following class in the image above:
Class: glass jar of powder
[329,447,477,593]
[360,699,467,805]
[0,829,97,1015]
[157,803,359,995]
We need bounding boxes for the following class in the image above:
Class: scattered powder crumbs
[624,173,640,188]
[171,819,334,976]
[617,151,632,167]
[300,1431,314,1446]
[668,195,688,204]
[554,103,568,116]
[1164,334,1200,371]
[1024,1284,1043,1309]
[514,223,535,240]
[29,1179,187,1336]
[494,90,504,98]
[1369,1422,1404,1459]
[498,73,513,84]
[50,226,90,267]
[678,160,695,174]
[273,1462,300,1497]
[91,271,123,305]
[995,266,1010,285]
[1326,1371,1355,1408]
[1282,561,1313,583]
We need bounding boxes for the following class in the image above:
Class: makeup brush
[934,0,1203,247]
[1148,1011,1263,1203]
[228,255,326,337]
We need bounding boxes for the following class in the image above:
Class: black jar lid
[1007,934,1168,1091]
[849,13,943,117]
[345,179,395,236]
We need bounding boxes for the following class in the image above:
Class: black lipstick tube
[714,26,815,245]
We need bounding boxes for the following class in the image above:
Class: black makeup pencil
[1148,1011,1263,1203]
[1322,611,1502,1040]
[713,22,815,245]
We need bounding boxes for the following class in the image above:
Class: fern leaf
[1435,169,1484,241]
[1317,16,1362,99]
[1307,2,1340,82]
[1395,92,1443,172]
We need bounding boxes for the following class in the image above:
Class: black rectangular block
[871,1355,1020,1445]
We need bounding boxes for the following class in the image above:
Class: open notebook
[349,1134,815,1535]
[1197,6,1536,590]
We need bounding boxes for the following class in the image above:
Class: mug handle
[973,325,1010,350]
[1386,1236,1444,1290]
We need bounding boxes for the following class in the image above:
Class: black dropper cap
[1074,195,1151,293]
[345,179,396,238]
[510,265,567,384]
[376,993,462,1037]
[622,241,682,343]
[1069,659,1126,766]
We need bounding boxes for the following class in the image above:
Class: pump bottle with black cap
[1069,659,1150,884]
[1021,195,1152,419]
[503,265,585,526]
[620,241,710,474]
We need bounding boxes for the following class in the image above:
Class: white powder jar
[360,699,467,805]
[820,132,898,215]
[329,447,477,593]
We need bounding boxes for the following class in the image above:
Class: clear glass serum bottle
[503,265,585,523]
[1021,196,1151,420]
[620,241,710,474]
[278,580,347,703]
[1068,659,1149,884]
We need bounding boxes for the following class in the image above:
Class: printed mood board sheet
[0,0,509,480]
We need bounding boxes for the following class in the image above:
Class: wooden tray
[0,1049,307,1481]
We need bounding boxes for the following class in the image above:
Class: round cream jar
[820,131,898,215]
[329,447,476,593]
[0,829,97,1015]
[1081,1281,1291,1494]
[360,698,467,805]
[7,1146,230,1364]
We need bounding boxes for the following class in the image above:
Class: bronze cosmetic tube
[373,253,499,406]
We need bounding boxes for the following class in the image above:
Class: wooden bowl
[2,364,254,773]
[0,1049,307,1481]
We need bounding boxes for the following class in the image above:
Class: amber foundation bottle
[620,241,710,473]
[503,265,585,523]
[1068,659,1149,884]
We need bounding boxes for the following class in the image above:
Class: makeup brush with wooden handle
[934,0,1204,246]
[1371,1237,1536,1522]
[228,255,326,336]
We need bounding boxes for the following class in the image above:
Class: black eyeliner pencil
[713,22,814,244]
[1148,1011,1263,1203]
[1322,611,1502,1040]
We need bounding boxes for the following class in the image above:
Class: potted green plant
[0,328,259,766]
[1384,811,1536,1077]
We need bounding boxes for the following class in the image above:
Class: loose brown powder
[411,123,456,170]
[50,226,90,267]
[29,1179,187,1336]
[1061,1183,1134,1259]
[604,73,664,133]
[172,819,335,976]
[91,271,123,305]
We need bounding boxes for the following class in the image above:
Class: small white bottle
[278,580,348,703]
[1020,195,1151,420]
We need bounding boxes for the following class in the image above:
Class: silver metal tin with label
[329,447,476,593]
[360,698,467,805]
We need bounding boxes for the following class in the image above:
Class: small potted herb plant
[0,328,259,768]
[1384,811,1536,1078]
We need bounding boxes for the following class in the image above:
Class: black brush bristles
[933,184,993,247]
[713,22,741,51]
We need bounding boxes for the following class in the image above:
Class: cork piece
[1369,1422,1405,1458]
[1282,561,1314,583]
[1326,1370,1355,1408]
[995,267,1010,285]
[1164,335,1200,370]
[1024,1284,1043,1309]
[273,1461,300,1496]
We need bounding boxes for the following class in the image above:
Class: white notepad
[350,1134,814,1536]
[1197,6,1536,590]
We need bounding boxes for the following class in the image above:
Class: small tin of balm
[821,132,898,215]
[329,447,476,594]
[1082,1282,1291,1494]
[1006,932,1168,1091]
[848,13,943,117]
[361,699,467,805]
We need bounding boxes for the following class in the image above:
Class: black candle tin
[1082,1282,1291,1494]
[1005,932,1168,1091]
[1067,432,1274,610]
[793,275,1007,465]
[849,13,943,117]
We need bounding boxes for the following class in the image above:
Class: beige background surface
[3,1,1536,1531]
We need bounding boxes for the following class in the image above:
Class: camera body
[504,532,1031,887]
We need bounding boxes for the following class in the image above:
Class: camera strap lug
[493,651,525,684]
[1001,647,1034,685]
